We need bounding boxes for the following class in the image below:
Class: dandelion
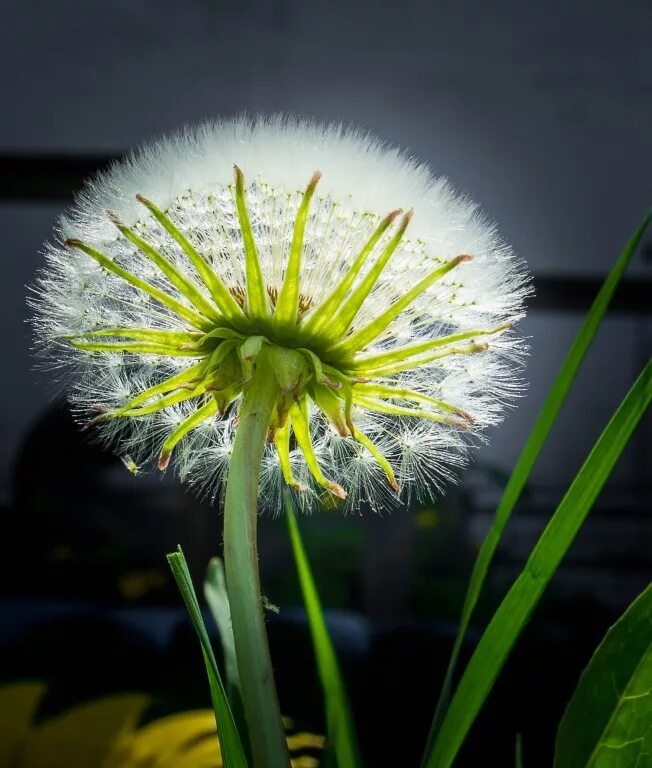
[31,116,530,767]
[33,116,529,513]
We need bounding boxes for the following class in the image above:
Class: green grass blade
[284,492,363,768]
[423,210,652,757]
[167,547,248,768]
[204,556,250,758]
[554,583,652,767]
[424,360,652,768]
[515,733,524,768]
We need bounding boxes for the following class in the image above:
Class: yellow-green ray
[310,382,349,436]
[353,427,399,491]
[353,382,473,422]
[352,395,467,428]
[273,422,307,492]
[274,171,321,329]
[71,327,203,346]
[67,339,205,356]
[115,363,204,412]
[320,210,412,345]
[345,341,489,378]
[158,398,218,469]
[345,322,510,372]
[289,399,346,498]
[136,194,248,325]
[298,347,339,388]
[321,364,355,432]
[108,213,222,323]
[118,383,209,418]
[198,327,246,344]
[66,239,213,331]
[234,166,270,321]
[329,254,472,357]
[301,208,402,336]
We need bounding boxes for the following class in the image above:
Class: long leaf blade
[425,360,652,768]
[554,583,652,767]
[284,492,363,768]
[204,557,250,758]
[167,547,248,768]
[423,210,652,754]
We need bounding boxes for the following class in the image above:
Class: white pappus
[31,115,531,514]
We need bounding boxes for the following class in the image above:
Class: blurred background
[1,2,650,766]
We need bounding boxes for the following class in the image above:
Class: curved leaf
[423,210,652,758]
[555,584,652,767]
[425,360,652,768]
[167,547,248,768]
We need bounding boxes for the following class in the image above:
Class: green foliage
[424,360,652,768]
[516,733,524,768]
[423,210,652,756]
[285,491,363,768]
[167,547,248,768]
[555,584,652,767]
[204,557,250,760]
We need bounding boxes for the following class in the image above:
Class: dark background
[1,2,650,766]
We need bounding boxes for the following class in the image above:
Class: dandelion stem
[223,352,291,768]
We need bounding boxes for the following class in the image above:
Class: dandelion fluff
[31,115,531,512]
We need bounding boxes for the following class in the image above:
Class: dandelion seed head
[31,115,531,513]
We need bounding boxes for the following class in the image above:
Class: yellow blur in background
[0,683,323,767]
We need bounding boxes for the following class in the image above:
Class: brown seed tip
[323,375,341,390]
[390,478,400,493]
[308,170,322,190]
[157,451,170,471]
[82,414,104,431]
[401,208,414,227]
[135,193,152,206]
[106,209,121,225]
[498,321,513,331]
[233,164,244,187]
[454,254,474,265]
[383,208,403,226]
[65,238,83,249]
[329,482,348,500]
[455,408,475,424]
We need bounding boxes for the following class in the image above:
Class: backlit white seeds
[32,117,530,512]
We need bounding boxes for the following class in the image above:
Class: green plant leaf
[204,557,250,758]
[167,546,248,768]
[424,360,652,768]
[284,491,363,768]
[423,210,652,756]
[515,733,524,768]
[554,583,652,767]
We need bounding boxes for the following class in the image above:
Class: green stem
[224,351,290,768]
